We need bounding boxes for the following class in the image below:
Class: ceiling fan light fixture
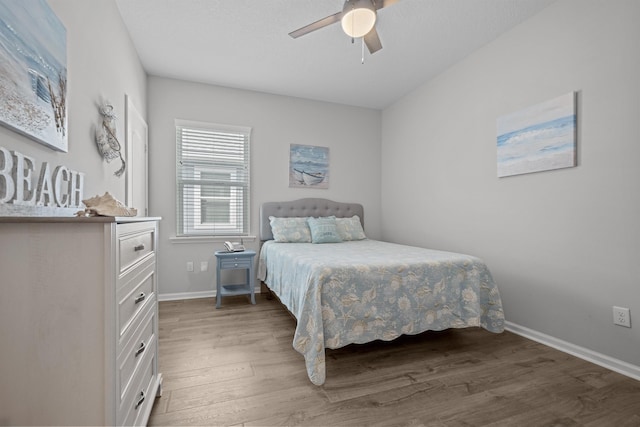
[341,0,377,38]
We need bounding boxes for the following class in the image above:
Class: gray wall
[0,0,146,203]
[147,77,381,297]
[381,0,639,367]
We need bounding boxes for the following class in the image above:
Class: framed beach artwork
[0,0,68,152]
[497,92,576,178]
[289,144,329,189]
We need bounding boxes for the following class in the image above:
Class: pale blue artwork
[497,92,576,177]
[289,144,329,189]
[0,0,68,152]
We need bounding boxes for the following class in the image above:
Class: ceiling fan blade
[289,11,343,38]
[364,27,382,54]
[374,0,400,10]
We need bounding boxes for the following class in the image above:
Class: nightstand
[214,250,257,308]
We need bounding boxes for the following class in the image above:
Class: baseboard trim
[505,321,640,382]
[158,288,261,302]
[158,290,215,301]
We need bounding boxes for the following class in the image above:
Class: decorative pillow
[269,216,311,243]
[336,215,366,241]
[307,216,343,244]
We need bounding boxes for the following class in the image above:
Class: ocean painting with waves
[0,0,67,151]
[497,92,576,178]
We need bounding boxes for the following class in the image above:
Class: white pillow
[269,216,311,242]
[335,215,366,241]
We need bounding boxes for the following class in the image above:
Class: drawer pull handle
[234,263,238,267]
[134,244,145,252]
[135,342,146,357]
[135,391,145,410]
[134,293,146,304]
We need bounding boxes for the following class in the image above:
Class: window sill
[169,235,257,244]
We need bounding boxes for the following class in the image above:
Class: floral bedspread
[257,239,505,385]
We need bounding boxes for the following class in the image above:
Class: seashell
[76,192,137,217]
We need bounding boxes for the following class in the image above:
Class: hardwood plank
[160,363,255,392]
[149,295,640,426]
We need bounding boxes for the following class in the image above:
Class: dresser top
[0,216,161,224]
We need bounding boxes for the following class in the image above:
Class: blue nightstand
[214,250,256,309]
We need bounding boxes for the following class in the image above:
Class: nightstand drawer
[118,222,156,274]
[220,259,252,269]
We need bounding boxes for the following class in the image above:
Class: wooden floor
[149,295,640,426]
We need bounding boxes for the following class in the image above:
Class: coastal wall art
[0,0,68,152]
[289,144,329,189]
[497,92,576,178]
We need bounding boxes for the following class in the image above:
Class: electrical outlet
[186,261,194,272]
[200,261,208,272]
[613,306,631,328]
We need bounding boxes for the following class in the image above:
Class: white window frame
[176,120,251,237]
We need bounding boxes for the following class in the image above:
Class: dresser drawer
[220,258,252,269]
[117,305,156,403]
[117,258,155,342]
[118,222,156,274]
[118,349,157,427]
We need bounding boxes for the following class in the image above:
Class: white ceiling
[115,0,556,110]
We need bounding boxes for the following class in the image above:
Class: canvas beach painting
[289,144,329,189]
[497,92,576,178]
[0,0,68,152]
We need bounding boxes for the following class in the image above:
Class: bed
[257,198,505,385]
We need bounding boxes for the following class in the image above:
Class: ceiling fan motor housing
[341,0,377,38]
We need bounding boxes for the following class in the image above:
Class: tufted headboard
[260,198,364,241]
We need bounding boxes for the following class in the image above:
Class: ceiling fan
[289,0,400,54]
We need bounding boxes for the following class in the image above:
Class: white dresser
[0,217,162,426]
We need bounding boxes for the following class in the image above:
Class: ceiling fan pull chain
[361,37,365,64]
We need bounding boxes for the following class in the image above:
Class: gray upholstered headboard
[260,198,364,241]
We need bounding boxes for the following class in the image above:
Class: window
[176,120,250,237]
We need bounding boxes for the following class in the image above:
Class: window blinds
[176,121,251,236]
